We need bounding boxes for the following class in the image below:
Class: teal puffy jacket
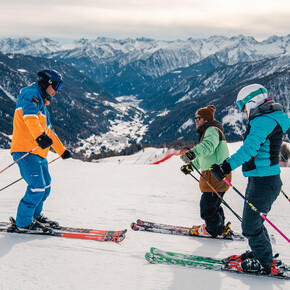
[228,106,290,177]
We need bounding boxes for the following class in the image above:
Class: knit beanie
[196,105,216,121]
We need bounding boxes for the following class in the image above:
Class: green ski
[145,248,290,280]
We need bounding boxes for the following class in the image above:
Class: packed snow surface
[0,143,289,290]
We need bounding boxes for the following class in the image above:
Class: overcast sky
[1,0,290,42]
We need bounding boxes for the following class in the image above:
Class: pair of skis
[146,247,290,280]
[132,218,286,280]
[0,219,127,243]
[131,219,245,241]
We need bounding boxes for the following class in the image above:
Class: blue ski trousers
[12,152,51,227]
[242,175,282,267]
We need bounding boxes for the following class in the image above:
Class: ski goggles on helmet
[236,99,246,111]
[52,81,63,92]
[236,87,267,111]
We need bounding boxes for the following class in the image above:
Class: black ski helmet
[37,69,63,93]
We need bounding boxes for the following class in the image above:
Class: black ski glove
[210,160,232,181]
[61,149,72,159]
[36,133,53,149]
[180,150,195,164]
[180,164,194,175]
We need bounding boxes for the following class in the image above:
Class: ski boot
[221,222,233,238]
[223,252,286,276]
[241,257,286,275]
[223,256,262,274]
[36,214,59,228]
[7,217,53,234]
[190,224,210,237]
[222,250,253,263]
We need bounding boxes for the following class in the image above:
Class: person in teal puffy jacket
[211,84,290,275]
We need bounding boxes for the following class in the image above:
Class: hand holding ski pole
[180,164,194,175]
[180,151,195,164]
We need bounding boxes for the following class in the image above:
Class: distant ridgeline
[0,36,289,157]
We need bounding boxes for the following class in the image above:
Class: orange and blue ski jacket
[10,83,66,158]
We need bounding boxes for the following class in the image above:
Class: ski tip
[117,230,128,242]
[106,232,127,243]
[130,222,139,231]
[145,252,157,264]
[136,219,144,225]
[116,234,126,243]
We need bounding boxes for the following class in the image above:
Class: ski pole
[223,178,290,243]
[0,155,61,193]
[0,146,39,175]
[0,177,22,192]
[189,173,199,183]
[190,164,243,222]
[281,189,290,203]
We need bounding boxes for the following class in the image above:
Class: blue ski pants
[242,175,282,267]
[12,152,51,228]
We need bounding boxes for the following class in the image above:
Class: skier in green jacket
[180,105,232,237]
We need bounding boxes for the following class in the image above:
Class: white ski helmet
[236,84,268,113]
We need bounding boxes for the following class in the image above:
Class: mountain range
[0,35,289,157]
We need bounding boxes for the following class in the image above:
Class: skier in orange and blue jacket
[8,69,72,233]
